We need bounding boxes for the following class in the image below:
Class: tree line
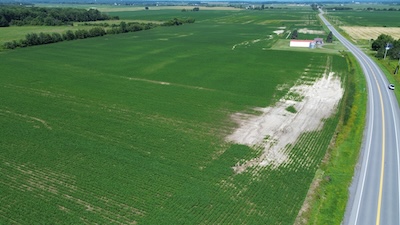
[0,5,118,27]
[3,27,106,49]
[371,34,400,59]
[3,18,195,49]
[161,17,195,26]
[365,7,400,11]
[324,7,353,11]
[311,3,320,11]
[290,30,333,43]
[323,6,400,11]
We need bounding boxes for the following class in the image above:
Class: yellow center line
[373,68,386,225]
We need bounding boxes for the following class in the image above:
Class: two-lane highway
[318,10,400,225]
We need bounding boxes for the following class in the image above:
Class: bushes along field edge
[2,18,195,50]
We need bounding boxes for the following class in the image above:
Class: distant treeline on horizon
[0,5,118,27]
[1,0,400,5]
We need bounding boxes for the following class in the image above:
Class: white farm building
[289,40,315,48]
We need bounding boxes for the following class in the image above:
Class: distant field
[34,4,243,12]
[340,26,400,40]
[325,10,400,27]
[110,8,320,26]
[324,10,400,41]
[100,6,244,12]
[0,7,348,224]
[0,7,322,47]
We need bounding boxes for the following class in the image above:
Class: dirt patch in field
[273,30,285,35]
[340,26,400,40]
[226,71,343,173]
[298,28,325,35]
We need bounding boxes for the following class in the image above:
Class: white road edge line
[353,53,375,225]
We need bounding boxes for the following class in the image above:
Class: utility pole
[384,43,390,59]
[398,52,400,65]
[394,52,400,75]
[395,66,399,75]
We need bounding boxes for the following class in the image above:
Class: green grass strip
[300,52,366,225]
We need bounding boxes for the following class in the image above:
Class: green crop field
[0,7,348,224]
[110,8,319,26]
[324,10,400,27]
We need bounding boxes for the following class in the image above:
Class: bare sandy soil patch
[232,37,270,50]
[298,28,325,35]
[226,71,343,173]
[340,26,400,40]
[273,30,285,35]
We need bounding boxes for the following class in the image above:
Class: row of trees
[290,30,333,43]
[371,34,400,59]
[325,7,353,11]
[0,6,118,27]
[162,17,195,26]
[322,6,400,11]
[181,7,200,12]
[3,18,194,49]
[365,7,400,11]
[107,21,156,34]
[3,27,106,49]
[311,4,320,11]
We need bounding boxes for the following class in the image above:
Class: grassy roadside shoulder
[298,52,367,225]
[371,57,400,102]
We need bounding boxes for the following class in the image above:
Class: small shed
[314,38,324,45]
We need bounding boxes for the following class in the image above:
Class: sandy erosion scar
[226,72,343,173]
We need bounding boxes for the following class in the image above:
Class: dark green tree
[371,34,394,51]
[51,33,63,42]
[291,30,298,39]
[387,40,400,59]
[0,16,9,27]
[63,30,76,41]
[38,32,53,44]
[326,31,333,43]
[74,29,89,39]
[120,21,127,33]
[25,33,39,46]
[3,41,16,49]
[88,27,106,37]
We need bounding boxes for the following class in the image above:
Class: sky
[1,0,399,3]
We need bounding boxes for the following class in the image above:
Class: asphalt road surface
[318,9,400,225]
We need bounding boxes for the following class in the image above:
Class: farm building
[314,38,324,45]
[289,38,323,48]
[289,40,315,48]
